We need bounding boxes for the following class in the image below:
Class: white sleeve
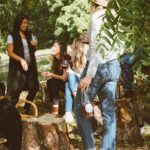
[86,14,102,78]
[7,35,13,44]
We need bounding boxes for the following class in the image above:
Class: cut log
[92,99,144,146]
[115,99,144,146]
[21,118,41,150]
[21,114,74,150]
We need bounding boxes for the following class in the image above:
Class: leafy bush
[0,0,90,52]
[100,0,150,70]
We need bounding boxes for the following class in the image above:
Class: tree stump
[115,99,144,146]
[21,114,74,150]
[93,98,144,147]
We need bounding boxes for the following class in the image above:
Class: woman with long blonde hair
[72,38,88,78]
[63,37,88,123]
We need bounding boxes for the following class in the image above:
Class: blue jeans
[120,47,143,91]
[74,60,120,150]
[65,73,80,112]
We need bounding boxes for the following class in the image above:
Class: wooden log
[92,99,144,146]
[115,99,144,145]
[21,118,41,150]
[21,114,74,150]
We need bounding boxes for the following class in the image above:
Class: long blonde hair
[71,38,85,71]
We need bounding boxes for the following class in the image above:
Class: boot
[51,104,59,115]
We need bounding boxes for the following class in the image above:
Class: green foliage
[0,0,149,74]
[0,36,6,52]
[55,0,90,41]
[0,0,22,36]
[100,0,150,70]
[0,0,90,53]
[0,0,22,53]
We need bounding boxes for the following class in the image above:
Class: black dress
[7,31,39,109]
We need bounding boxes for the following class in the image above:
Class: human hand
[81,31,89,43]
[41,72,52,78]
[20,59,28,71]
[78,76,92,91]
[30,40,38,46]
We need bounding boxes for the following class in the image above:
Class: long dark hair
[13,13,29,33]
[12,13,33,49]
[52,41,67,74]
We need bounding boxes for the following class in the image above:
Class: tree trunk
[93,98,144,146]
[115,99,144,146]
[21,114,74,150]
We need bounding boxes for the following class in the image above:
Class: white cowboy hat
[91,0,108,7]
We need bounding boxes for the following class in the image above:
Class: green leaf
[117,32,126,41]
[97,43,109,51]
[103,29,114,39]
[101,36,112,46]
[115,0,124,7]
[132,60,140,70]
[119,25,131,33]
[141,59,150,66]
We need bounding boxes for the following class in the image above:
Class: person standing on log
[74,0,121,149]
[42,41,71,114]
[7,13,39,114]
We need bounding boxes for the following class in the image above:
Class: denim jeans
[65,73,80,112]
[120,47,143,91]
[74,59,120,150]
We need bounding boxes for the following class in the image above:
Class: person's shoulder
[8,32,17,39]
[93,9,106,18]
[8,32,14,38]
[7,34,12,38]
[7,34,13,44]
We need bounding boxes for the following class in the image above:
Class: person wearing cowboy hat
[91,0,108,7]
[74,0,121,149]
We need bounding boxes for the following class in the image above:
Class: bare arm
[50,70,67,81]
[7,43,23,62]
[42,70,68,82]
[7,43,28,71]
